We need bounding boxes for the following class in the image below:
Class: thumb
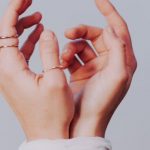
[103,26,126,71]
[39,30,60,72]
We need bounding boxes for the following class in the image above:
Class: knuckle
[118,71,129,84]
[57,81,68,90]
[128,54,137,74]
[45,73,68,90]
[115,39,126,48]
[133,57,138,69]
[48,80,67,91]
[112,69,129,84]
[132,58,138,72]
[121,71,129,82]
[112,40,126,54]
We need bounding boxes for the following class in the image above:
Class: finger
[95,0,137,73]
[95,0,129,39]
[65,24,103,41]
[68,56,82,74]
[0,0,32,36]
[61,40,96,66]
[16,0,32,15]
[39,30,60,71]
[21,24,44,62]
[103,27,126,71]
[16,12,42,36]
[65,25,107,54]
[0,0,32,71]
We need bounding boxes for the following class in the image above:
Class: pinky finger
[16,12,42,36]
[21,24,44,63]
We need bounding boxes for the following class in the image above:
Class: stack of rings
[0,35,31,64]
[0,35,65,70]
[0,34,19,49]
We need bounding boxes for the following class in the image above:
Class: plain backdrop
[0,0,149,150]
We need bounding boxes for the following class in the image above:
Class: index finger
[65,24,103,41]
[0,0,32,36]
[95,0,129,38]
[95,0,137,74]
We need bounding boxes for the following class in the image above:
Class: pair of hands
[0,0,137,141]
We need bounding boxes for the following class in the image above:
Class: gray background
[0,0,149,149]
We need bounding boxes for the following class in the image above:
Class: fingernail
[41,30,55,41]
[37,23,44,30]
[34,12,42,18]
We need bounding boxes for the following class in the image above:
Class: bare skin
[0,0,74,141]
[0,0,137,141]
[61,0,137,138]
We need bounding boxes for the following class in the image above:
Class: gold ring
[43,65,64,73]
[0,35,19,49]
[0,34,18,39]
[0,44,18,49]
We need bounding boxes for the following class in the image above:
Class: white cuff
[68,137,112,150]
[19,137,111,150]
[19,139,69,150]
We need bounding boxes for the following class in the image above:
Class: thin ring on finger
[0,34,18,39]
[0,34,19,49]
[0,44,18,49]
[42,65,65,73]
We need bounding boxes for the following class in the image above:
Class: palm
[70,52,107,95]
[63,24,135,119]
[0,0,75,139]
[61,0,137,137]
[63,21,136,117]
[69,42,119,117]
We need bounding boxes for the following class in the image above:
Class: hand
[0,0,74,140]
[61,0,137,137]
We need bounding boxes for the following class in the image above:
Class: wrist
[70,116,110,138]
[23,125,70,141]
